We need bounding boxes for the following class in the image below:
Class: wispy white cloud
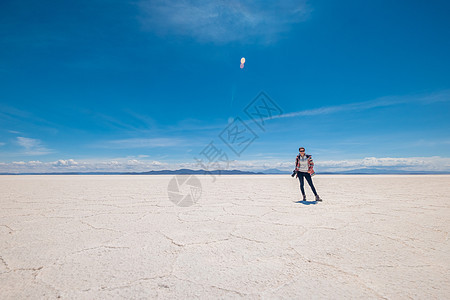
[1,156,449,173]
[0,142,5,147]
[78,108,223,136]
[316,156,450,172]
[16,137,54,155]
[223,156,450,172]
[94,137,184,149]
[271,90,450,120]
[0,158,168,173]
[138,0,310,44]
[0,104,59,134]
[53,159,79,167]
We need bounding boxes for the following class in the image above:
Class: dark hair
[299,147,305,151]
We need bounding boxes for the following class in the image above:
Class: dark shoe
[315,195,322,201]
[302,195,307,201]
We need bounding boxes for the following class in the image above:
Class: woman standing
[294,147,322,201]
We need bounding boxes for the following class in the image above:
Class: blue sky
[1,0,449,173]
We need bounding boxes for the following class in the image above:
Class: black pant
[297,171,317,196]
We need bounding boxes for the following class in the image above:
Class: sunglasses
[299,150,305,152]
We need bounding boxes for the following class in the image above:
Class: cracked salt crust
[0,175,449,298]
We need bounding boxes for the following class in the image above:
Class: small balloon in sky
[240,57,246,69]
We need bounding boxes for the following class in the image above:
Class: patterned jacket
[295,153,315,176]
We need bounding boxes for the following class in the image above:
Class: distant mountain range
[1,167,449,175]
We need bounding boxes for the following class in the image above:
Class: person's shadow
[295,200,318,205]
